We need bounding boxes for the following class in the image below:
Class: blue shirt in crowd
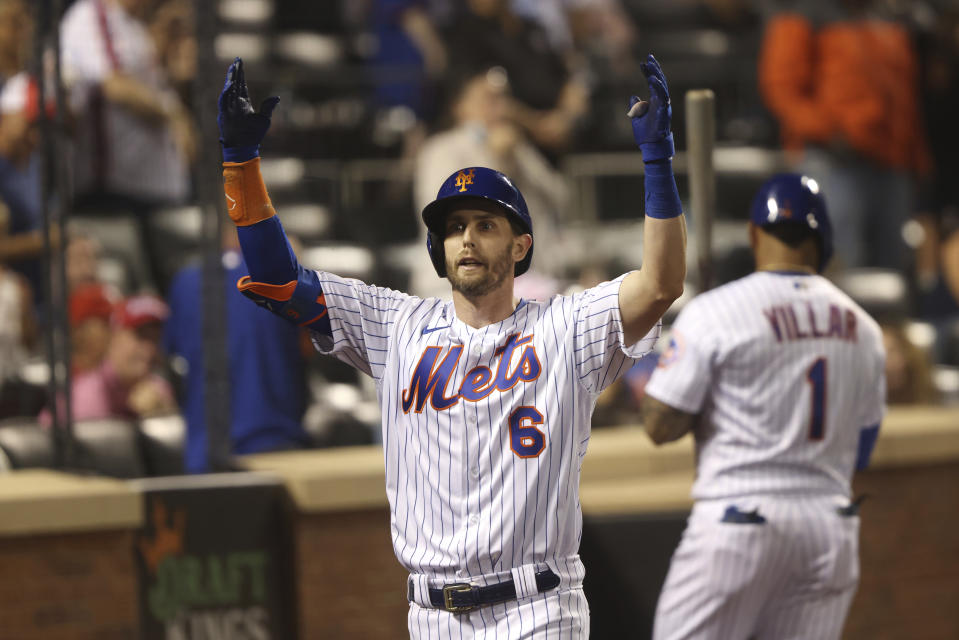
[164,250,311,473]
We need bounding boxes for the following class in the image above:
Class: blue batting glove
[217,57,280,163]
[627,54,674,162]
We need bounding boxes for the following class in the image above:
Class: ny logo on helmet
[455,169,475,192]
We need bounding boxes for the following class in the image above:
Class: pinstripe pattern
[645,272,885,640]
[653,498,859,640]
[646,273,885,500]
[311,271,658,637]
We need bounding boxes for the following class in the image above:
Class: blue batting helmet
[421,167,533,278]
[749,173,833,272]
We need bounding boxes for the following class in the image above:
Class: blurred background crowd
[0,0,957,477]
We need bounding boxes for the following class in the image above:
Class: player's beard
[447,243,513,298]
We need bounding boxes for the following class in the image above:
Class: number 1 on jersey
[806,357,827,440]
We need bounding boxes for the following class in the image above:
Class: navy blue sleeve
[236,215,301,285]
[855,423,881,471]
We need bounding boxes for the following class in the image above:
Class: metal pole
[51,0,73,467]
[34,0,72,467]
[193,0,233,471]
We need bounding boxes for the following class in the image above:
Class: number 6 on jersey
[510,406,545,458]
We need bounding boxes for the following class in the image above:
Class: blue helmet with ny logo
[749,173,834,272]
[421,167,533,278]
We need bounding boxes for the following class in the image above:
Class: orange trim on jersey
[429,347,463,412]
[223,157,277,226]
[496,342,539,392]
[403,346,463,414]
[237,275,297,301]
[402,347,439,414]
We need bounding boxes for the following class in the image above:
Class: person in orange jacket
[758,0,931,272]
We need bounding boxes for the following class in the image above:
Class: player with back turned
[641,174,886,640]
[216,54,685,637]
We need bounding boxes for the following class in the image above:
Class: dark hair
[506,216,526,237]
[761,223,822,266]
[763,223,818,249]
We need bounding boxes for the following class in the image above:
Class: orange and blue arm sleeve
[223,157,332,336]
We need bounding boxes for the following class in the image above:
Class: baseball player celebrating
[641,174,886,640]
[217,54,685,637]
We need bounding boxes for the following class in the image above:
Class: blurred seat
[139,413,186,476]
[0,376,47,420]
[303,403,374,448]
[218,0,274,26]
[260,157,307,188]
[71,213,152,293]
[146,205,204,288]
[939,319,959,366]
[932,365,959,405]
[0,418,55,469]
[274,32,343,67]
[276,203,331,242]
[834,268,910,321]
[299,244,375,281]
[150,205,203,241]
[73,418,147,479]
[214,32,270,63]
[97,253,137,294]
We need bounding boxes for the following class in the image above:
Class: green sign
[135,475,296,640]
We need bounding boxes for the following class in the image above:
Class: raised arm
[618,55,687,345]
[217,58,330,334]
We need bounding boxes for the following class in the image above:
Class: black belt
[418,569,561,614]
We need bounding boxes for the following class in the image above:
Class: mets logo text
[455,169,476,192]
[402,333,541,413]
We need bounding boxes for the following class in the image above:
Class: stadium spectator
[60,0,195,291]
[511,0,636,75]
[149,0,196,105]
[446,0,590,157]
[370,0,449,116]
[164,227,311,474]
[69,294,176,421]
[0,261,35,386]
[365,0,453,155]
[915,7,959,363]
[60,0,193,208]
[758,0,931,272]
[0,71,47,294]
[0,0,30,89]
[412,67,567,299]
[68,282,117,374]
[64,231,103,293]
[881,322,938,405]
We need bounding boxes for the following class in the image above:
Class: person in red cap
[68,282,117,373]
[69,294,177,421]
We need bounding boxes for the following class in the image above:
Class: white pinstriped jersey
[312,270,659,580]
[645,272,885,501]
